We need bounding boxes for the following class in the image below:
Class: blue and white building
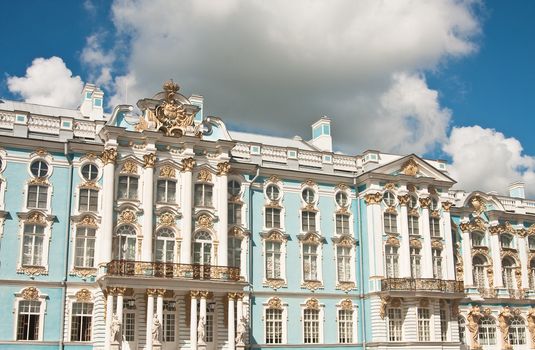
[0,80,533,350]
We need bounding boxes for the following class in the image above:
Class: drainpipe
[59,142,74,349]
[355,175,367,350]
[247,166,260,344]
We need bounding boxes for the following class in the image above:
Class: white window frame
[301,210,317,233]
[17,215,52,273]
[79,162,100,182]
[263,300,287,344]
[300,237,323,284]
[153,227,177,263]
[163,299,177,343]
[25,183,51,211]
[336,302,357,343]
[78,187,99,212]
[301,302,324,344]
[417,307,431,342]
[432,248,443,279]
[408,215,419,236]
[387,307,403,342]
[117,175,139,201]
[73,225,97,268]
[113,224,138,261]
[478,316,497,345]
[509,316,526,345]
[13,288,47,341]
[383,212,398,235]
[69,301,94,342]
[385,244,399,278]
[429,216,441,238]
[264,207,283,230]
[335,213,351,235]
[156,178,177,204]
[335,244,355,283]
[228,202,243,226]
[410,247,422,278]
[262,234,287,284]
[440,307,448,341]
[194,183,214,207]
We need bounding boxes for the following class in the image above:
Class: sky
[0,0,534,196]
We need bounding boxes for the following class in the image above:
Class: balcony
[381,278,464,293]
[104,260,241,282]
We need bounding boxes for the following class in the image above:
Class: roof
[228,130,317,151]
[0,99,109,120]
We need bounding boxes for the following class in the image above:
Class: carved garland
[159,212,176,227]
[21,287,40,300]
[305,298,320,310]
[121,160,138,174]
[118,209,137,224]
[159,165,176,178]
[75,289,92,302]
[267,297,283,310]
[364,192,382,205]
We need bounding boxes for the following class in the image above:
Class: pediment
[368,154,455,184]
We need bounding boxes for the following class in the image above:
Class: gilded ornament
[18,266,47,276]
[21,287,40,300]
[27,212,46,225]
[364,192,382,205]
[460,217,487,233]
[100,148,117,164]
[408,208,419,217]
[121,160,138,174]
[304,179,316,187]
[265,231,286,243]
[487,267,495,290]
[181,158,196,172]
[80,181,99,190]
[71,267,97,278]
[336,183,348,191]
[229,226,246,239]
[470,195,485,216]
[79,215,97,227]
[29,177,49,185]
[302,280,323,291]
[397,194,410,205]
[267,297,283,309]
[268,175,280,183]
[527,309,535,347]
[84,152,97,160]
[217,162,231,176]
[385,206,397,214]
[300,232,322,244]
[119,209,137,224]
[419,197,431,209]
[498,306,513,350]
[75,289,92,302]
[159,212,175,227]
[430,210,440,218]
[410,238,422,249]
[401,158,419,176]
[305,298,320,310]
[336,282,356,292]
[467,305,484,350]
[159,165,176,178]
[441,201,453,212]
[386,236,400,247]
[147,288,158,296]
[143,153,157,168]
[197,169,212,182]
[431,240,443,249]
[197,214,213,229]
[35,148,48,157]
[340,299,353,310]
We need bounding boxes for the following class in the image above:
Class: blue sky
[1,0,534,195]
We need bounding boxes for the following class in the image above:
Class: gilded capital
[100,148,118,164]
[397,194,410,206]
[217,162,231,176]
[181,157,195,172]
[147,288,158,296]
[441,201,453,212]
[364,192,382,205]
[228,292,237,300]
[419,197,431,209]
[143,153,157,168]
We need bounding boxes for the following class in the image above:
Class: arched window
[509,316,526,345]
[529,259,535,290]
[458,316,466,344]
[471,232,484,247]
[472,255,487,288]
[502,257,516,289]
[154,228,175,263]
[113,225,136,260]
[478,316,496,345]
[74,226,96,267]
[193,231,212,265]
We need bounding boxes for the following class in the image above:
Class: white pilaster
[100,148,117,265]
[398,202,411,278]
[228,294,235,350]
[461,230,474,286]
[236,294,244,322]
[442,205,455,280]
[420,203,433,278]
[181,158,195,264]
[116,292,124,324]
[519,236,529,288]
[490,233,503,287]
[141,153,156,261]
[217,162,229,266]
[105,291,114,350]
[157,290,164,324]
[146,291,155,350]
[190,292,198,350]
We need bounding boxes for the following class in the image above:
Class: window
[228,236,242,268]
[338,309,353,343]
[384,213,397,234]
[113,225,136,260]
[27,185,48,209]
[266,184,280,201]
[408,215,419,235]
[156,179,176,203]
[154,228,175,263]
[529,259,535,290]
[410,248,421,278]
[383,191,396,206]
[301,211,316,232]
[385,245,399,278]
[302,188,315,204]
[509,316,526,345]
[502,257,516,289]
[303,309,320,344]
[194,183,213,207]
[440,309,447,341]
[228,203,242,225]
[79,188,98,211]
[265,241,282,279]
[408,195,418,209]
[500,234,513,249]
[387,308,402,341]
[118,176,138,200]
[228,180,241,196]
[472,232,484,247]
[74,227,96,268]
[473,255,487,288]
[81,163,98,181]
[265,208,281,229]
[336,214,350,235]
[430,197,439,211]
[458,316,466,344]
[265,308,283,344]
[432,248,443,279]
[337,246,352,282]
[478,316,496,345]
[123,307,136,342]
[17,300,41,340]
[417,308,431,341]
[303,243,318,281]
[529,236,535,250]
[193,231,212,265]
[429,217,440,237]
[163,301,176,342]
[22,224,45,266]
[70,302,93,341]
[336,191,349,207]
[30,160,48,177]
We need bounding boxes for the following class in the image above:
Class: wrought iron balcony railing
[105,260,241,282]
[381,278,464,293]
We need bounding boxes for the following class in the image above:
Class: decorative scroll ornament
[159,212,175,227]
[386,236,400,247]
[384,182,396,190]
[302,280,323,291]
[75,289,92,302]
[100,148,117,164]
[419,197,431,209]
[401,158,419,176]
[304,179,317,187]
[71,267,97,279]
[385,206,397,214]
[121,160,138,174]
[159,165,176,178]
[217,162,231,176]
[119,209,137,224]
[265,278,286,290]
[267,297,283,309]
[18,266,47,276]
[84,152,97,160]
[336,281,356,292]
[470,195,485,216]
[264,230,287,242]
[79,215,97,227]
[181,158,196,172]
[460,217,487,233]
[364,192,382,205]
[431,240,443,249]
[410,238,422,249]
[35,148,48,157]
[197,169,212,182]
[80,181,99,190]
[336,183,348,191]
[29,177,50,185]
[229,226,247,239]
[268,175,280,183]
[299,232,322,245]
[489,221,517,235]
[143,153,157,168]
[498,306,514,350]
[21,287,39,300]
[340,299,353,310]
[305,298,320,310]
[197,214,213,229]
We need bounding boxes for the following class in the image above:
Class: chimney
[80,83,104,120]
[508,182,525,199]
[310,116,332,152]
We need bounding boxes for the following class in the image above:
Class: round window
[336,191,349,207]
[81,163,99,181]
[30,160,49,177]
[266,184,280,200]
[302,188,315,204]
[383,191,396,206]
[228,180,241,196]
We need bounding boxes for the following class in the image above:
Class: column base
[110,341,121,350]
[237,344,246,350]
[198,343,207,350]
[153,342,162,350]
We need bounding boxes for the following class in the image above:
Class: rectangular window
[303,243,318,281]
[79,188,98,211]
[164,301,176,342]
[118,176,138,200]
[17,300,41,340]
[432,248,443,279]
[266,241,282,279]
[417,308,431,342]
[123,311,136,341]
[384,213,397,234]
[194,183,213,207]
[228,237,242,268]
[337,246,352,282]
[301,211,316,232]
[156,179,176,203]
[265,208,281,229]
[338,309,353,343]
[27,185,48,209]
[303,309,320,344]
[408,215,419,235]
[22,224,45,266]
[385,245,399,278]
[265,308,283,344]
[410,248,422,278]
[70,302,93,341]
[74,227,96,268]
[440,309,447,342]
[336,214,350,235]
[228,202,242,225]
[387,308,402,341]
[430,217,441,237]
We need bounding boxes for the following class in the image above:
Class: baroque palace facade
[0,81,534,350]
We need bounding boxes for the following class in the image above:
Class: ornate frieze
[264,278,286,290]
[301,280,323,291]
[18,266,47,276]
[460,217,487,233]
[229,226,247,239]
[336,281,356,292]
[70,267,97,279]
[431,240,443,249]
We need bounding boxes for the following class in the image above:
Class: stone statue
[110,313,121,343]
[152,315,162,343]
[467,306,483,350]
[235,316,247,345]
[498,306,513,350]
[197,316,206,344]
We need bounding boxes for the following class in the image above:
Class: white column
[181,158,195,264]
[461,230,474,286]
[490,233,503,287]
[146,290,155,350]
[518,236,529,288]
[442,204,455,280]
[236,293,244,322]
[157,290,164,324]
[200,292,207,322]
[398,199,411,278]
[228,294,235,350]
[116,291,124,324]
[99,148,117,266]
[190,292,198,350]
[105,290,114,350]
[141,153,156,261]
[420,200,433,278]
[217,162,230,266]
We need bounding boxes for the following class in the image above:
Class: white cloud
[7,57,84,108]
[444,126,535,197]
[81,34,115,87]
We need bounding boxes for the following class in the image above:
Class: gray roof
[0,99,109,120]
[228,130,317,151]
